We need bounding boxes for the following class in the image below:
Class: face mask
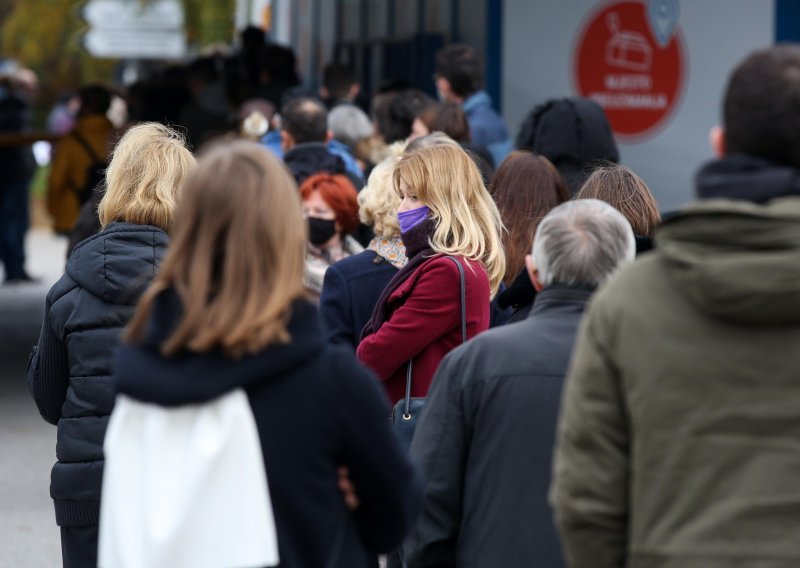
[398,205,430,234]
[307,217,337,246]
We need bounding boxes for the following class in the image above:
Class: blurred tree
[0,0,235,127]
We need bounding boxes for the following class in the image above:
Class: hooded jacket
[112,293,422,567]
[284,141,363,190]
[27,222,168,527]
[551,155,800,567]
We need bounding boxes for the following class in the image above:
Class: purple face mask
[398,205,430,233]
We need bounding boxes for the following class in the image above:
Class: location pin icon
[648,0,680,47]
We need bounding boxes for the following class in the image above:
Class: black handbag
[391,256,467,452]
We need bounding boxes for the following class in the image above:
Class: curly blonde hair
[357,141,407,238]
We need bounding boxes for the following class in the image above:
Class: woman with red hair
[300,173,363,299]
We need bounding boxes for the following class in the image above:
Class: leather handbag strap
[402,256,467,417]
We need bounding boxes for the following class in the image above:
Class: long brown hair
[126,141,307,357]
[576,164,661,237]
[490,150,569,286]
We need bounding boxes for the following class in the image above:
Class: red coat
[357,255,490,405]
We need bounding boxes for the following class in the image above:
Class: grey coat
[403,285,592,568]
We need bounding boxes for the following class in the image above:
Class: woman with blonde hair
[110,141,421,566]
[576,163,661,253]
[320,142,408,347]
[357,144,505,405]
[27,122,195,567]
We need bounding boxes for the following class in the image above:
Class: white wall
[502,0,774,211]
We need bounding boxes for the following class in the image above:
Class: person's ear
[280,130,294,152]
[525,254,544,292]
[319,86,329,100]
[710,125,726,158]
[325,130,333,143]
[348,83,361,101]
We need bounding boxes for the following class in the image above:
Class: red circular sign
[573,0,685,140]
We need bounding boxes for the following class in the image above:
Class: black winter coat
[404,285,592,568]
[113,293,422,567]
[284,142,363,189]
[27,222,168,527]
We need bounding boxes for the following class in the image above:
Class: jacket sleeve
[26,301,70,425]
[403,351,469,567]
[335,351,423,553]
[549,301,630,568]
[46,139,78,216]
[356,260,460,379]
[319,264,356,348]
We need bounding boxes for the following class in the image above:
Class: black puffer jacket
[27,222,168,527]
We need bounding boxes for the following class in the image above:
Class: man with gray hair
[402,199,635,568]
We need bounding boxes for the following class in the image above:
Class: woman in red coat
[357,144,505,405]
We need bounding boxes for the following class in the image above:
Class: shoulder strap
[402,256,467,414]
[71,131,103,163]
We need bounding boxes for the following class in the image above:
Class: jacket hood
[66,222,168,305]
[113,293,326,406]
[656,196,800,325]
[284,142,348,185]
[515,97,619,193]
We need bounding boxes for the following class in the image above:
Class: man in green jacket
[551,44,800,568]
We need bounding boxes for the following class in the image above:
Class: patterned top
[305,235,364,299]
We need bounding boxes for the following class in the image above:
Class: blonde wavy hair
[99,122,196,231]
[358,141,407,237]
[126,141,307,357]
[393,144,506,296]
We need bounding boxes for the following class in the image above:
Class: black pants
[61,525,98,568]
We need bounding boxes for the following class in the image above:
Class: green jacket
[551,197,800,567]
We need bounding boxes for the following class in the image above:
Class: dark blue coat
[27,222,168,527]
[320,250,398,348]
[404,285,593,568]
[114,294,422,567]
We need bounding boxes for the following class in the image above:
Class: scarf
[361,218,437,340]
[367,236,408,270]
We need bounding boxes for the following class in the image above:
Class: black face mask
[307,217,337,246]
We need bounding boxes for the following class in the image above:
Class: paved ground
[0,230,67,566]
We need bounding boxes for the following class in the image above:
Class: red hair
[300,173,360,234]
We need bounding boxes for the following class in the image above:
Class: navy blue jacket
[320,250,398,348]
[27,222,168,527]
[462,91,512,167]
[114,294,422,567]
[404,285,592,568]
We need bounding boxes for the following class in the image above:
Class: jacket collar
[528,284,594,319]
[462,90,492,114]
[696,153,800,203]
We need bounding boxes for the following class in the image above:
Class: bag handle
[402,256,467,419]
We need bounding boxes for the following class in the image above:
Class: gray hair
[532,199,635,288]
[328,104,373,148]
[404,131,460,153]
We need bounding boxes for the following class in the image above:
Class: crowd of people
[18,29,800,568]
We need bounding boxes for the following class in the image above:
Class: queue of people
[21,38,800,568]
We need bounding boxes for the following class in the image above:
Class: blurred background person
[320,142,407,348]
[0,72,36,284]
[47,84,113,236]
[301,173,362,300]
[576,164,662,253]
[27,123,195,568]
[493,151,570,321]
[435,44,512,165]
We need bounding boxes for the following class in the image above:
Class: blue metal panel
[776,0,800,42]
[486,0,503,111]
